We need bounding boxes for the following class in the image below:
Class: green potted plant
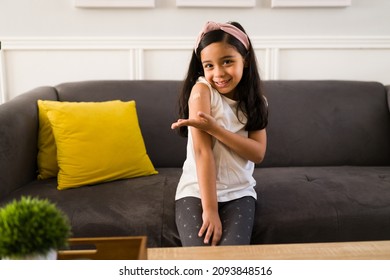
[0,196,71,259]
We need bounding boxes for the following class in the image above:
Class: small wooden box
[57,236,147,260]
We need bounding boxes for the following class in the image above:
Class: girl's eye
[204,64,213,69]
[223,60,233,65]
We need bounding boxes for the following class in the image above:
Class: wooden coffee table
[148,240,390,260]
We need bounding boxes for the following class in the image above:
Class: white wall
[1,0,390,102]
[1,0,389,37]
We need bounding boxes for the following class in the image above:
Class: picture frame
[176,0,256,8]
[271,0,351,7]
[74,0,155,8]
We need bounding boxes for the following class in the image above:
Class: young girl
[171,21,268,246]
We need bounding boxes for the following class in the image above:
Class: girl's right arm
[172,111,266,164]
[189,83,222,246]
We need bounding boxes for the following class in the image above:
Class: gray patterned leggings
[175,196,256,246]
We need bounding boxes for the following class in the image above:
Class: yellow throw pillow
[37,100,59,180]
[39,100,158,190]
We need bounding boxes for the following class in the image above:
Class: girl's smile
[200,42,245,99]
[214,79,231,87]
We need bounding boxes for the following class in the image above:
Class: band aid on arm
[190,91,201,103]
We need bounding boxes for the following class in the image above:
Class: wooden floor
[148,240,390,260]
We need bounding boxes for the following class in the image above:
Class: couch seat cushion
[1,168,181,248]
[253,166,390,244]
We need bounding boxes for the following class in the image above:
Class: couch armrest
[0,87,58,198]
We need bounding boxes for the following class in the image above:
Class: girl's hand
[199,210,222,246]
[171,111,217,134]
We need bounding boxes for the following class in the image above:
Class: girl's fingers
[198,222,208,238]
[203,225,214,245]
[197,111,207,119]
[171,119,187,129]
[199,222,214,245]
[211,227,222,246]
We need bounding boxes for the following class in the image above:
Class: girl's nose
[214,66,225,77]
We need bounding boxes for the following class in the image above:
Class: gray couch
[1,80,390,248]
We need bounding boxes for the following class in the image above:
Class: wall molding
[2,36,390,49]
[271,0,351,8]
[176,0,256,7]
[0,49,6,104]
[1,36,390,103]
[74,0,156,8]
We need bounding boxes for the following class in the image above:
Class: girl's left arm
[171,111,267,164]
[212,125,266,164]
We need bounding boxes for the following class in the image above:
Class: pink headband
[194,21,250,53]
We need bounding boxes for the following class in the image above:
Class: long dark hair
[178,21,268,137]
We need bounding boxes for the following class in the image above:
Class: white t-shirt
[175,77,257,202]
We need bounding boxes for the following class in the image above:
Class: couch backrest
[2,79,388,198]
[55,80,187,168]
[55,80,390,168]
[260,80,390,167]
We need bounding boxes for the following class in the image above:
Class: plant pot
[2,249,57,260]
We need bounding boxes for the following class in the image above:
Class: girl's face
[200,41,245,99]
